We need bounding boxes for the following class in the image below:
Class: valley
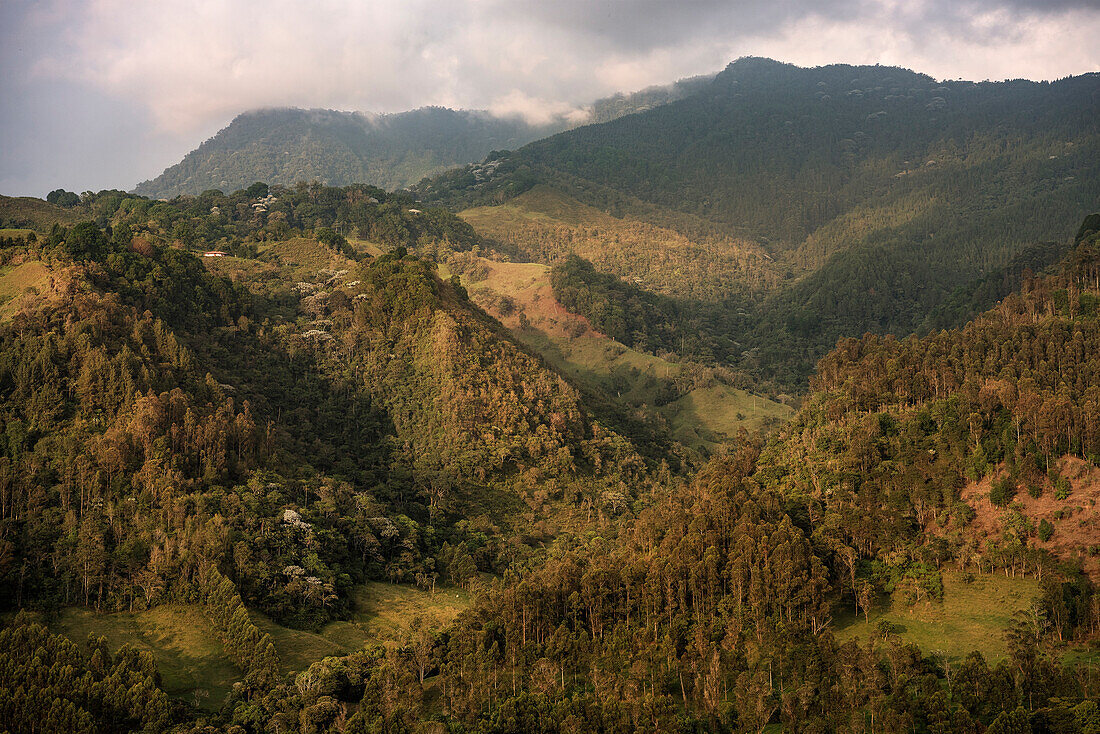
[448,256,791,450]
[2,56,1100,734]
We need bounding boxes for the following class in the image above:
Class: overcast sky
[2,0,1098,197]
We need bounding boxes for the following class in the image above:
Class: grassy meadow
[0,260,50,321]
[52,605,241,708]
[833,571,1040,663]
[49,582,472,708]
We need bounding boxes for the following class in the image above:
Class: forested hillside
[2,172,1099,731]
[419,58,1100,386]
[132,74,714,201]
[0,184,651,648]
[133,107,568,199]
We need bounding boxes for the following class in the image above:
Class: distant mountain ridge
[132,76,714,199]
[133,106,563,198]
[420,57,1100,386]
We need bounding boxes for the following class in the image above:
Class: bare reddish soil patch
[962,456,1100,578]
[471,261,603,341]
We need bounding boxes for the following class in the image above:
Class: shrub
[990,476,1016,507]
[1038,518,1054,542]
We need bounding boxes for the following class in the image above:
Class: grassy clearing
[461,185,618,229]
[249,611,352,674]
[0,228,34,239]
[462,258,791,449]
[0,261,49,300]
[256,582,472,669]
[0,260,50,320]
[347,582,471,639]
[347,237,385,257]
[202,253,279,283]
[459,185,778,303]
[52,605,240,709]
[833,571,1039,663]
[48,582,472,706]
[0,195,83,230]
[257,236,354,276]
[664,384,792,444]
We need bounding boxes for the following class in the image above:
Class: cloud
[1,0,1097,195]
[486,90,590,127]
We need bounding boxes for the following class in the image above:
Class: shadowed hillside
[420,58,1100,386]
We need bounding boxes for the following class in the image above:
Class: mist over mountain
[421,57,1100,385]
[132,106,563,198]
[5,49,1100,734]
[132,76,715,199]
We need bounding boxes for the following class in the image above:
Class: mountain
[0,186,654,640]
[5,209,1098,732]
[5,58,1100,733]
[131,76,714,200]
[132,107,568,198]
[418,58,1100,386]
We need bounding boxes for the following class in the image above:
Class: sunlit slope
[453,256,791,449]
[49,581,473,708]
[0,194,84,231]
[833,571,1039,663]
[460,185,780,303]
[0,260,51,321]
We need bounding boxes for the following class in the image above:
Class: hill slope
[132,75,717,200]
[133,107,568,198]
[445,255,792,452]
[0,200,645,640]
[420,58,1100,386]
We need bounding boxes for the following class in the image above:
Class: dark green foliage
[0,616,174,733]
[103,181,482,258]
[314,226,353,258]
[991,477,1017,507]
[549,253,755,367]
[550,254,679,352]
[1076,212,1100,243]
[421,59,1100,386]
[46,189,80,207]
[198,567,280,689]
[920,239,1071,333]
[1038,518,1054,542]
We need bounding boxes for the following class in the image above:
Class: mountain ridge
[132,73,718,199]
[419,58,1100,386]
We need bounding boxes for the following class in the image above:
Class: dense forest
[2,163,1100,732]
[0,188,647,639]
[417,58,1100,387]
